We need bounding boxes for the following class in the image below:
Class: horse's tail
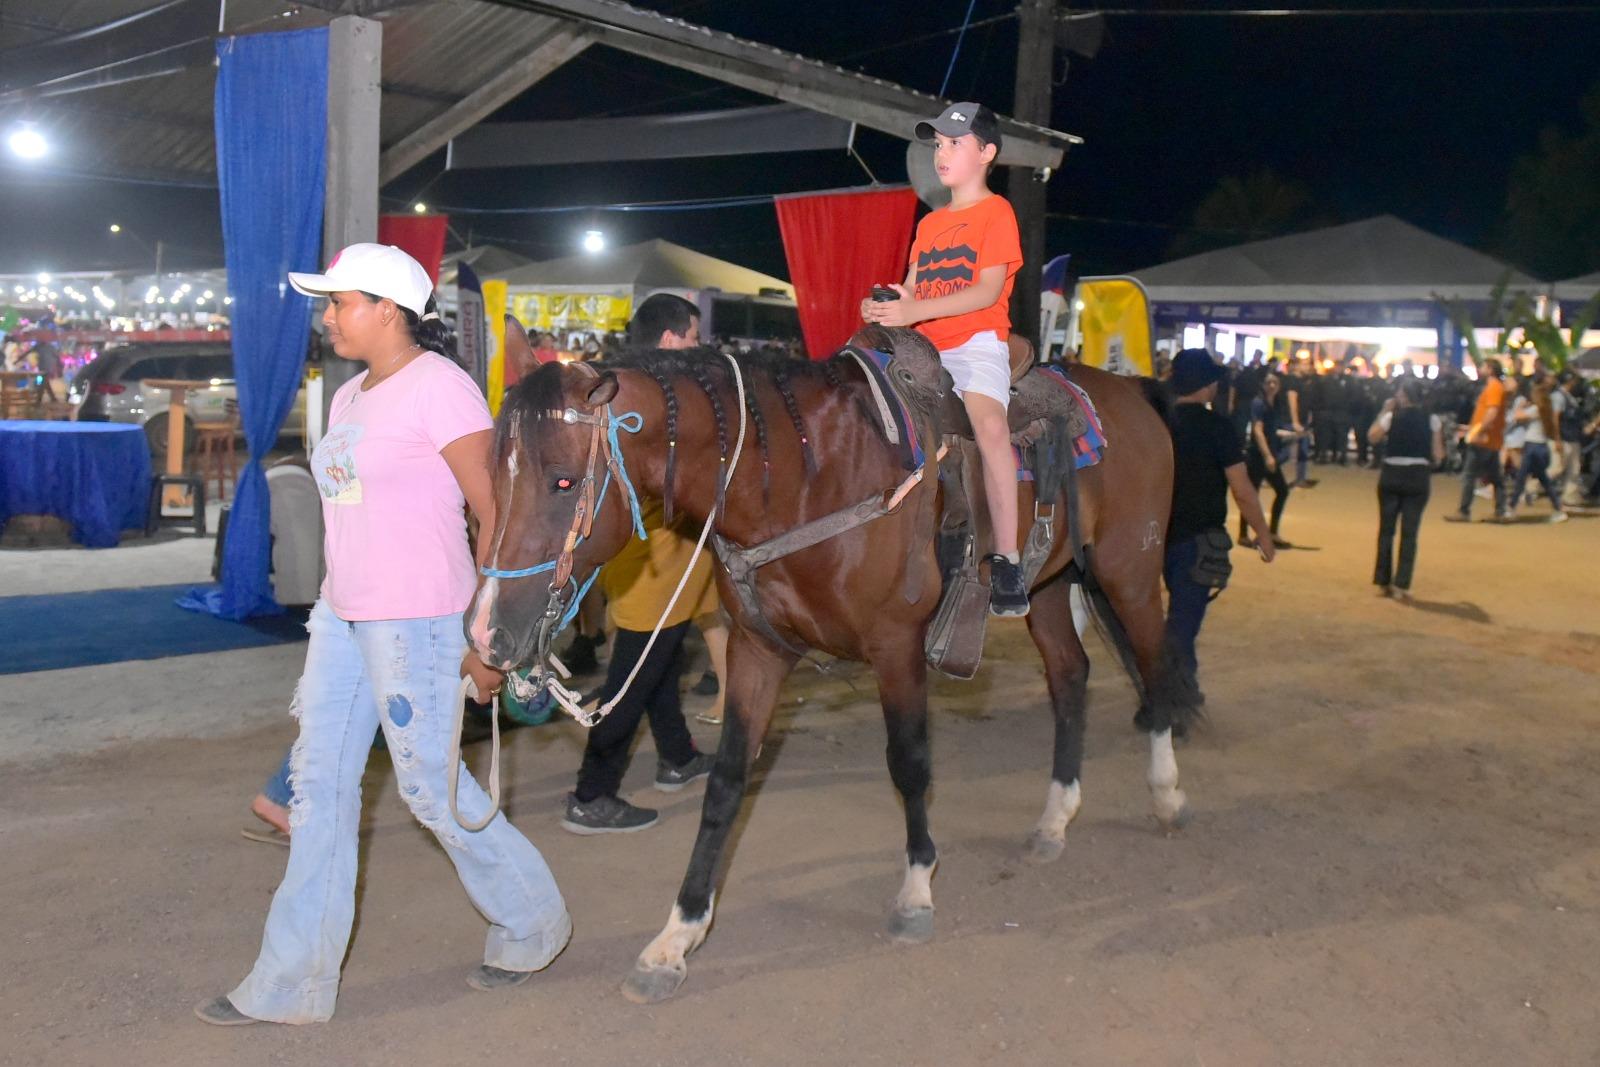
[1078,548,1205,732]
[1137,376,1174,430]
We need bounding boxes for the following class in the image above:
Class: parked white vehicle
[68,342,307,461]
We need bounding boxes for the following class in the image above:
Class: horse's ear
[584,372,619,408]
[504,315,532,364]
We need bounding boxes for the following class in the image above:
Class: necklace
[363,343,421,389]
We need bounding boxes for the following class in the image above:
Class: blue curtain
[181,27,327,620]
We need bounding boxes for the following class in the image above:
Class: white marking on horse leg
[1069,585,1091,638]
[1148,728,1188,827]
[1034,778,1082,844]
[895,859,937,914]
[637,899,714,972]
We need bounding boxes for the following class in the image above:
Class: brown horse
[466,331,1185,1003]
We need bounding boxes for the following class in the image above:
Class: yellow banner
[483,279,508,416]
[1077,278,1153,377]
[508,290,633,335]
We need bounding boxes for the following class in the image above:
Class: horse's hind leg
[1023,574,1089,863]
[1097,578,1190,829]
[622,630,792,1004]
[868,635,937,944]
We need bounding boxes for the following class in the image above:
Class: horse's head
[466,361,643,671]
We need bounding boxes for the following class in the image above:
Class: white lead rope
[592,351,748,721]
[447,674,500,831]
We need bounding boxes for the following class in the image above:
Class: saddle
[709,326,1108,683]
[844,326,1108,679]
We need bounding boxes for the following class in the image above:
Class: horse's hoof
[1155,801,1191,832]
[1025,831,1065,865]
[888,907,935,944]
[621,963,686,1004]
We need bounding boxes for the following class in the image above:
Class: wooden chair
[192,398,240,502]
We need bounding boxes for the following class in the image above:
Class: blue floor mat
[0,584,308,675]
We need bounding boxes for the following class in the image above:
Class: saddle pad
[1034,365,1107,470]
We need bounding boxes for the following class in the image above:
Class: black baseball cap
[1171,349,1227,397]
[914,102,1002,149]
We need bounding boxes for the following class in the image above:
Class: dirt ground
[3,465,1598,1066]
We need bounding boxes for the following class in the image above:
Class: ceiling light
[7,125,48,160]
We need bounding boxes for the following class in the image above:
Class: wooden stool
[192,399,239,502]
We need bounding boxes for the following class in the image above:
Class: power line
[938,0,982,97]
[1073,4,1600,15]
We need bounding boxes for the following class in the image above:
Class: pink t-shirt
[311,353,493,621]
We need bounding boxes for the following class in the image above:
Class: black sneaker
[561,793,659,835]
[986,555,1030,617]
[655,752,715,793]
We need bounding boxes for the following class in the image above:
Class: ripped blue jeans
[229,600,570,1024]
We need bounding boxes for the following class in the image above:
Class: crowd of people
[1181,353,1600,554]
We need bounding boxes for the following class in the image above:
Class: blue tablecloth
[0,421,152,547]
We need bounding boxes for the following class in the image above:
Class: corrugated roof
[1,1,571,183]
[1,0,1079,185]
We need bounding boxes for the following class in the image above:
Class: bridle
[479,369,648,727]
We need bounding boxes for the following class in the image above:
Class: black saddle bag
[1189,527,1234,591]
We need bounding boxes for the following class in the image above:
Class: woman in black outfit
[1240,373,1293,549]
[1367,378,1446,603]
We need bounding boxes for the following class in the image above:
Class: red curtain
[775,186,918,358]
[377,214,449,283]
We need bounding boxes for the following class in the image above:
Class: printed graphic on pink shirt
[312,424,364,505]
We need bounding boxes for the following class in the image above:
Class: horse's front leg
[868,634,937,944]
[622,628,792,1004]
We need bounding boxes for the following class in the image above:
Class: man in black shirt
[1165,350,1277,700]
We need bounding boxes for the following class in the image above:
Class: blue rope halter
[479,408,648,596]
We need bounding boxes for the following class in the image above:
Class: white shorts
[938,330,1011,408]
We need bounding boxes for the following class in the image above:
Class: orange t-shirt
[908,194,1023,351]
[1471,377,1507,450]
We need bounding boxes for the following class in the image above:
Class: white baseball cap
[288,243,436,318]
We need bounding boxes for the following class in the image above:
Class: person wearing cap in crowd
[196,244,570,1027]
[861,102,1031,617]
[1163,349,1276,705]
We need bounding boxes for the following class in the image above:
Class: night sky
[4,0,1600,280]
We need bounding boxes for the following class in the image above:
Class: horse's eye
[554,477,575,492]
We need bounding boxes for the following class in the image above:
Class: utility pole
[1008,0,1056,345]
[154,239,164,282]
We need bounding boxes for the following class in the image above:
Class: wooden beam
[497,0,1078,164]
[378,24,593,185]
[592,28,1067,169]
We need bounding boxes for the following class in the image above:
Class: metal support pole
[320,15,382,425]
[1008,0,1056,345]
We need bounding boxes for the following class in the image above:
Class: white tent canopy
[1132,215,1539,305]
[490,238,793,298]
[1553,271,1600,303]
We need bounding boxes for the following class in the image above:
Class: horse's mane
[500,346,851,523]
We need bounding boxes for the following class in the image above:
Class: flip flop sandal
[240,826,289,847]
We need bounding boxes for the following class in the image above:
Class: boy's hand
[864,284,916,327]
